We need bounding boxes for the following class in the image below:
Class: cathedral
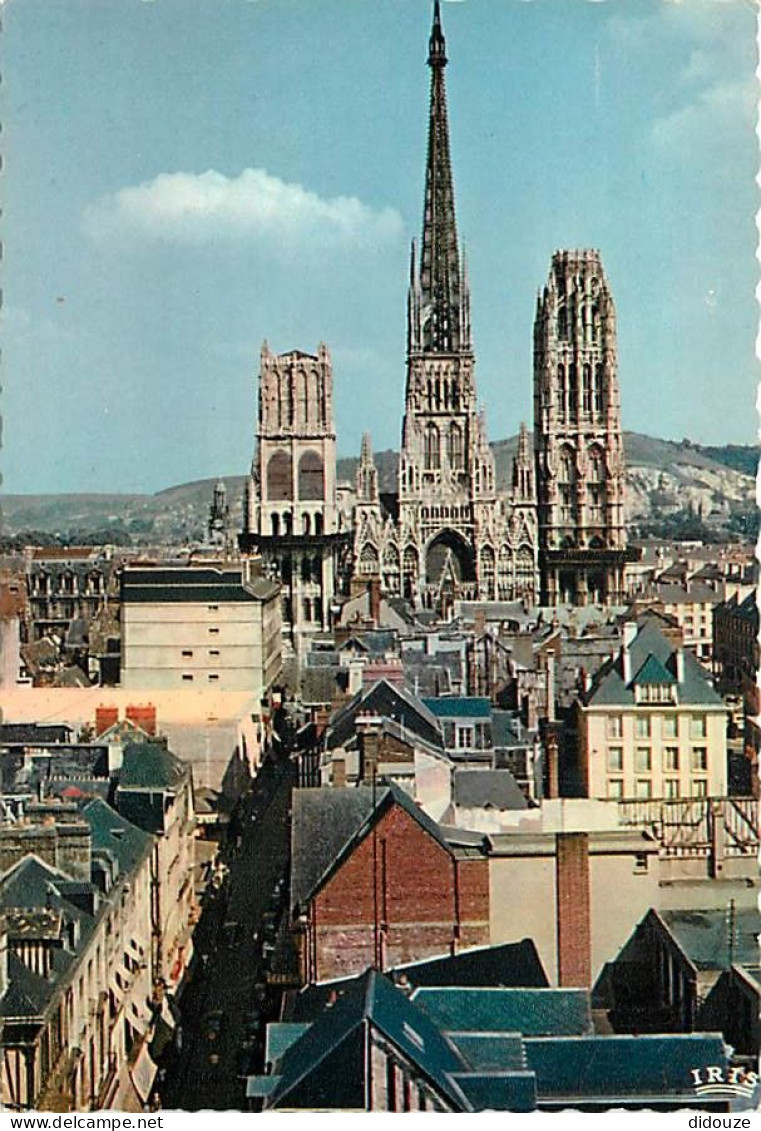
[241,1,630,641]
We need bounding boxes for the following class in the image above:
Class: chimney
[95,705,119,736]
[675,648,685,684]
[621,621,637,685]
[545,728,559,800]
[545,653,556,723]
[369,578,381,626]
[357,715,383,784]
[332,757,346,789]
[556,832,591,987]
[125,703,157,736]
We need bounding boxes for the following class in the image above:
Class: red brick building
[291,783,489,984]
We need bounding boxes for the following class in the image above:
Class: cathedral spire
[415,0,464,354]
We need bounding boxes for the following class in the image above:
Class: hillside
[1,435,755,545]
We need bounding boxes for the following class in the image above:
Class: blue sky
[2,0,757,494]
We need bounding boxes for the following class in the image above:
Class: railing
[617,796,758,858]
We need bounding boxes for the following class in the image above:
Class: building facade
[120,563,281,697]
[576,618,728,801]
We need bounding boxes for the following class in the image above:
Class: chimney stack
[621,621,637,685]
[556,832,591,987]
[675,648,685,684]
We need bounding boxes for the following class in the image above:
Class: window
[208,604,219,611]
[635,747,651,773]
[607,716,623,739]
[607,747,623,772]
[664,778,680,799]
[692,747,708,772]
[182,650,193,658]
[182,674,194,682]
[636,779,652,799]
[209,649,220,657]
[663,747,679,772]
[690,715,707,740]
[608,779,624,800]
[209,627,220,635]
[663,716,678,739]
[634,852,649,874]
[208,674,219,682]
[635,716,651,739]
[457,726,474,749]
[693,778,708,797]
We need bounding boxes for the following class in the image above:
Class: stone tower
[533,250,630,605]
[351,0,538,611]
[241,342,346,648]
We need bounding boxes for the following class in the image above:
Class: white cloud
[83,167,404,253]
[651,77,755,156]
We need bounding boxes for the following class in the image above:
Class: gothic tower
[241,342,347,649]
[533,250,631,605]
[397,0,498,607]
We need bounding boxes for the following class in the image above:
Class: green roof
[118,741,188,790]
[422,697,492,719]
[270,970,470,1110]
[82,796,153,876]
[448,1033,526,1071]
[632,653,676,685]
[265,1023,311,1066]
[411,988,593,1037]
[587,620,723,708]
[660,908,761,971]
[451,1072,536,1113]
[524,1034,728,1103]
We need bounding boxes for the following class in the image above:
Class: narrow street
[161,752,296,1111]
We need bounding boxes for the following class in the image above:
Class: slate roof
[411,987,593,1037]
[584,619,724,708]
[327,679,443,751]
[0,723,73,745]
[83,796,153,876]
[118,741,189,790]
[290,939,549,1022]
[632,653,676,685]
[524,1033,728,1104]
[422,697,491,720]
[452,769,528,811]
[121,566,278,604]
[659,907,761,971]
[267,970,471,1111]
[290,781,460,908]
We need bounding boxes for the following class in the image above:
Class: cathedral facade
[241,1,630,632]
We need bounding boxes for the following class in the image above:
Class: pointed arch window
[582,365,592,414]
[448,423,464,470]
[594,364,605,413]
[424,423,440,471]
